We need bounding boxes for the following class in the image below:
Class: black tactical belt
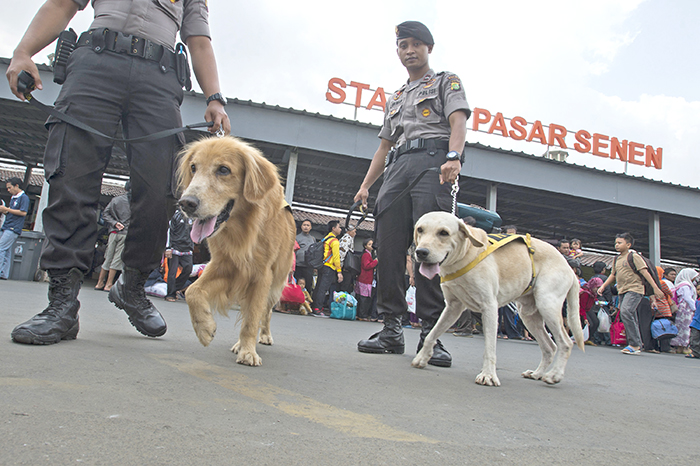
[77,29,177,71]
[16,70,213,144]
[395,138,450,157]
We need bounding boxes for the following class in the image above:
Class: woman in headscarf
[580,277,603,346]
[670,268,700,354]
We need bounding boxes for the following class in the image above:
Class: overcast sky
[1,0,698,188]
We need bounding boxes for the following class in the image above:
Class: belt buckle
[408,139,421,150]
[130,37,145,57]
[113,32,133,54]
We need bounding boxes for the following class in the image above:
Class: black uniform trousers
[374,149,453,327]
[40,46,184,274]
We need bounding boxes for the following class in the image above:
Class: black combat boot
[11,268,83,345]
[109,267,167,337]
[418,324,452,367]
[357,314,405,354]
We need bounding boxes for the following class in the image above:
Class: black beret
[395,21,434,46]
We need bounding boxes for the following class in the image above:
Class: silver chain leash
[451,176,460,216]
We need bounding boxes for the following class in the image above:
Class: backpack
[624,251,662,297]
[305,236,336,269]
[342,251,362,276]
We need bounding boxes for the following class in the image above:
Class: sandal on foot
[621,346,641,355]
[165,296,178,302]
[686,354,700,359]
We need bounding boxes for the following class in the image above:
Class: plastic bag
[597,308,611,333]
[333,291,357,307]
[572,324,589,343]
[405,286,416,314]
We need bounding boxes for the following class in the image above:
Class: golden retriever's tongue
[190,217,217,244]
[419,262,440,279]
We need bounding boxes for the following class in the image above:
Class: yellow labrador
[178,136,296,366]
[411,212,584,386]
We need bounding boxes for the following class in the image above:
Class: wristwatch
[446,150,461,162]
[206,92,227,106]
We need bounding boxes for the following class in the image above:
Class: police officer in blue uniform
[6,0,230,345]
[354,21,471,367]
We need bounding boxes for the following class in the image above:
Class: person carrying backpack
[598,232,664,355]
[310,220,342,317]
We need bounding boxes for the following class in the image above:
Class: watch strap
[206,92,227,106]
[446,150,461,161]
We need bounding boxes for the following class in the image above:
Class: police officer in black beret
[354,21,471,367]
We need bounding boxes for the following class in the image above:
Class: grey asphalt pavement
[1,279,699,465]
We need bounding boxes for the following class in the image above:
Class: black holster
[53,29,77,85]
[175,43,192,91]
[385,147,397,167]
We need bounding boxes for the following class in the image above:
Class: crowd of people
[284,217,700,363]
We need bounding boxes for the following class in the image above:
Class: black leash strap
[18,71,213,143]
[373,166,441,220]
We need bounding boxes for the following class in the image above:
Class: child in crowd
[570,238,584,260]
[298,277,313,316]
[687,283,700,359]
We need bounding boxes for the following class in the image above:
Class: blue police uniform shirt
[2,191,29,234]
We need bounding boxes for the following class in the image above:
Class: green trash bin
[9,231,45,281]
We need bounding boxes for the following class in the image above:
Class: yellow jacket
[322,233,341,272]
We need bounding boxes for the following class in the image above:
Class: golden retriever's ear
[177,144,195,191]
[242,147,278,203]
[459,221,485,248]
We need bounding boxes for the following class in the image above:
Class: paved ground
[1,279,699,465]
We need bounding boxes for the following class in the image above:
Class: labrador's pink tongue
[419,262,441,279]
[190,217,217,244]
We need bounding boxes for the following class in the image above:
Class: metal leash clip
[215,127,225,138]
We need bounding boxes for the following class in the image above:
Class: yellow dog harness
[441,233,537,293]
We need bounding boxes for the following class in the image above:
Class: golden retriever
[411,212,584,386]
[177,136,296,366]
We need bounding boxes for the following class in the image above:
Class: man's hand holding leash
[439,160,461,185]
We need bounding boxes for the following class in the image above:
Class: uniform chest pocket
[153,0,184,25]
[388,102,402,119]
[387,102,403,135]
[415,92,441,124]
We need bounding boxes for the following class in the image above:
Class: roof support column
[33,180,49,233]
[648,211,660,267]
[284,148,298,205]
[22,165,34,189]
[486,183,497,212]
